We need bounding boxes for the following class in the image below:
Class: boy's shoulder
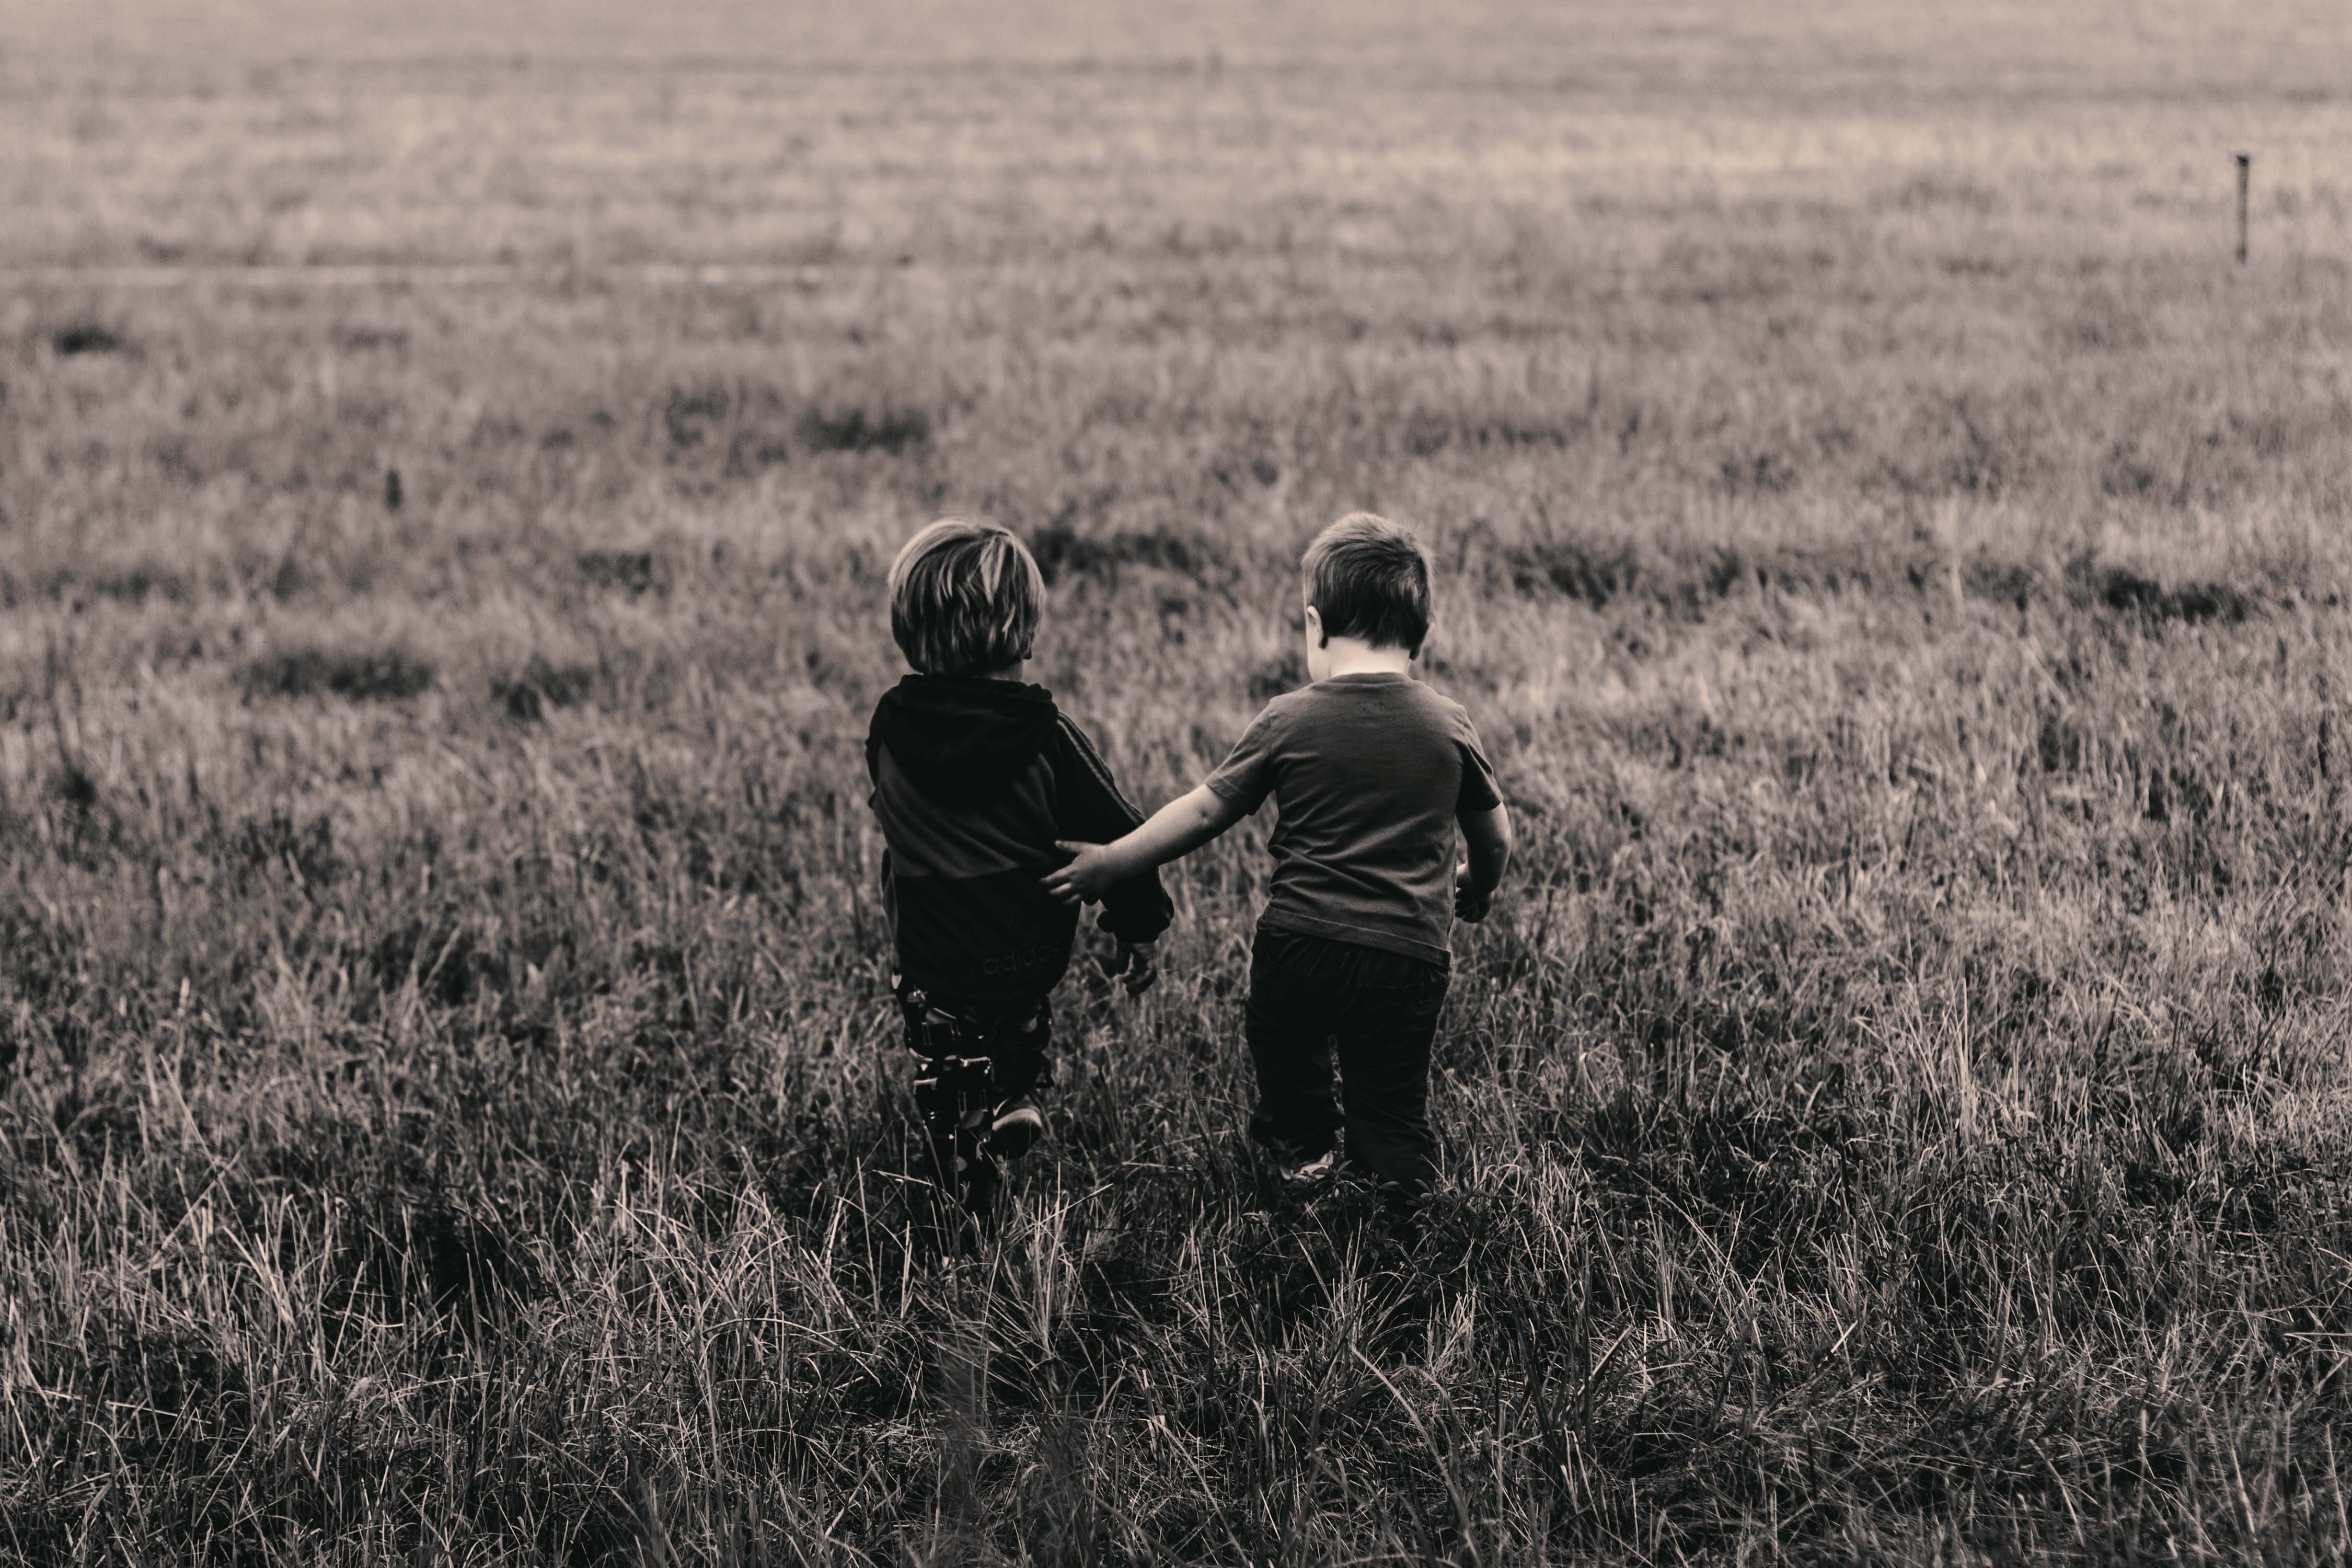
[1221,679,1480,782]
[1402,677,1473,717]
[1269,675,1475,729]
[1047,703,1121,779]
[1242,683,1331,744]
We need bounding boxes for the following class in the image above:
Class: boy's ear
[1304,604,1326,648]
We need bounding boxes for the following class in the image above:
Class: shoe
[1281,1149,1339,1189]
[988,1099,1045,1160]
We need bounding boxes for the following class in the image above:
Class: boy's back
[868,672,1171,1003]
[1204,671,1498,967]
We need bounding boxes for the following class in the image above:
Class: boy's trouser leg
[1243,929,1343,1160]
[1329,955,1449,1206]
[1244,927,1450,1202]
[902,991,1053,1212]
[903,993,1053,1099]
[984,996,1053,1108]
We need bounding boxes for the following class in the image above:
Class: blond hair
[887,517,1045,676]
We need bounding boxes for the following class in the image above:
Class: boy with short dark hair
[867,516,1171,1219]
[1045,512,1511,1218]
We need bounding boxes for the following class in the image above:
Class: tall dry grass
[5,2,2352,1562]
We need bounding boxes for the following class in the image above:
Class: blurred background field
[4,2,2352,1562]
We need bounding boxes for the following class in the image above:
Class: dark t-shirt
[1202,672,1502,966]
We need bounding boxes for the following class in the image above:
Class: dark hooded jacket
[866,675,1174,1004]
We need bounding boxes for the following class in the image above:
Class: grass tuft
[239,645,437,702]
[494,655,602,721]
[577,549,664,594]
[51,320,125,355]
[2089,564,2262,626]
[797,401,933,456]
[1030,524,1233,589]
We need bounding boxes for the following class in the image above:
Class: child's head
[1300,512,1433,658]
[888,516,1045,677]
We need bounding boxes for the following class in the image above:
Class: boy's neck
[976,660,1026,683]
[1317,637,1413,679]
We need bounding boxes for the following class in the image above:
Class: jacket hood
[868,675,1062,807]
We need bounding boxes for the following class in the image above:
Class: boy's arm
[1048,699,1277,908]
[1043,783,1248,905]
[1454,802,1513,922]
[1044,714,1177,941]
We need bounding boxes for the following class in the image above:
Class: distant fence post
[2236,153,2251,264]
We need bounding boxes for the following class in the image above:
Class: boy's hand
[1043,840,1122,905]
[1453,860,1493,923]
[1094,936,1159,998]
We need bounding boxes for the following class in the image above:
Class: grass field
[6,2,2352,1561]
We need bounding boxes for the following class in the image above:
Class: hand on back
[1042,840,1121,905]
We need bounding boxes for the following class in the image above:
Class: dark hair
[1301,512,1433,654]
[887,516,1045,675]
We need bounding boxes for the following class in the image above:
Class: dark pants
[897,988,1053,1109]
[897,987,1053,1221]
[1243,926,1450,1203]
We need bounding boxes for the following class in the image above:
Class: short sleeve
[1202,704,1285,816]
[1454,714,1502,815]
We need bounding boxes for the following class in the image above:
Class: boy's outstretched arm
[1045,714,1178,991]
[1043,783,1248,905]
[1454,802,1513,922]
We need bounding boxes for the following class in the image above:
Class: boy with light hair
[867,517,1170,1222]
[1047,512,1511,1224]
